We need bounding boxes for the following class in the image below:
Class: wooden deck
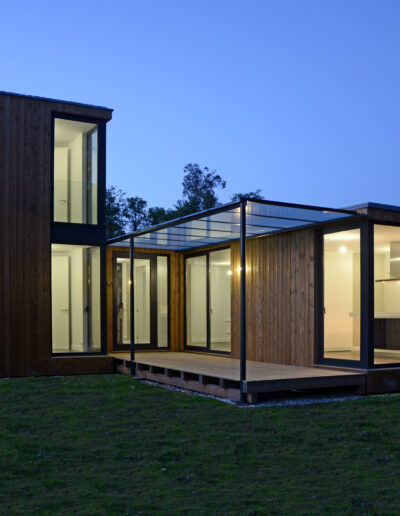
[110,351,366,402]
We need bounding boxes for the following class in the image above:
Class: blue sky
[2,0,400,209]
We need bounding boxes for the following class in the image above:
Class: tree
[125,196,149,232]
[175,163,226,215]
[147,206,177,226]
[231,190,264,202]
[105,186,128,238]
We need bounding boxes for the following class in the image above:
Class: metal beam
[130,236,135,375]
[240,200,247,404]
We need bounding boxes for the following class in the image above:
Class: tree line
[106,163,263,238]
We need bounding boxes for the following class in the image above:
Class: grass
[0,376,400,515]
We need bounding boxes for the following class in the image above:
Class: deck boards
[110,351,364,383]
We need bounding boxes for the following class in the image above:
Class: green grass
[1,376,400,515]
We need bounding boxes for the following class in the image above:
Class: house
[2,91,400,402]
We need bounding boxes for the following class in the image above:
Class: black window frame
[50,113,106,241]
[50,241,107,356]
[112,251,171,351]
[184,246,232,356]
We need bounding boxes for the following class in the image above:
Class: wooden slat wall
[231,228,316,367]
[0,93,113,377]
[106,246,184,353]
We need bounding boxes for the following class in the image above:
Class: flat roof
[108,198,358,251]
[0,90,113,112]
[345,202,400,213]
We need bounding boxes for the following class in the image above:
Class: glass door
[113,253,169,350]
[322,228,361,363]
[185,248,232,353]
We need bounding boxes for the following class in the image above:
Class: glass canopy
[108,199,357,251]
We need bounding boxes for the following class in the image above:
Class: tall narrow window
[323,229,361,361]
[53,118,98,224]
[374,225,400,364]
[51,244,101,353]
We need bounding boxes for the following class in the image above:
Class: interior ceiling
[325,225,400,253]
[54,118,96,147]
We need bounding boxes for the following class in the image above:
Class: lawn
[0,375,399,515]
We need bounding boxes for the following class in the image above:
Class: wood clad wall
[231,228,316,367]
[106,247,184,352]
[0,93,113,377]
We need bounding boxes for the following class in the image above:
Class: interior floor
[325,350,400,365]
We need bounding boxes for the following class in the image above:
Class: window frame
[50,113,106,234]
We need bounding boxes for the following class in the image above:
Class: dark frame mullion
[361,221,374,369]
[206,253,210,352]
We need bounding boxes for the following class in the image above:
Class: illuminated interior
[323,229,361,361]
[51,244,101,353]
[53,118,98,224]
[374,225,400,364]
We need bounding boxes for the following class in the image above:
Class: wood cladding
[231,228,316,367]
[0,93,113,377]
[106,246,184,353]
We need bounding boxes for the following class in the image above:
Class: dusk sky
[2,1,400,210]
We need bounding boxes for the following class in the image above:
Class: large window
[374,225,400,364]
[53,118,98,224]
[113,254,169,349]
[323,229,361,361]
[185,248,231,353]
[51,244,101,353]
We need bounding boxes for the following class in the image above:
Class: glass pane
[51,244,101,353]
[323,229,360,361]
[374,225,400,364]
[134,259,151,344]
[116,258,131,345]
[210,249,231,352]
[157,256,169,347]
[54,118,98,224]
[186,255,207,347]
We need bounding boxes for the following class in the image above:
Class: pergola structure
[108,198,356,402]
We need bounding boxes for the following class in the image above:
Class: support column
[130,236,135,375]
[240,200,247,403]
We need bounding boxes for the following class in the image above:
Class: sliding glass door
[113,253,169,350]
[185,248,231,354]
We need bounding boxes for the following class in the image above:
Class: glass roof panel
[108,199,356,251]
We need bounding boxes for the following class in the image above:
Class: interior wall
[324,251,354,351]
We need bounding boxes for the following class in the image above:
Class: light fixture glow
[339,245,347,253]
[227,270,233,276]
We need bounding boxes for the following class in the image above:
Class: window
[53,118,98,224]
[185,248,231,353]
[374,225,400,364]
[113,254,169,349]
[323,229,361,361]
[51,244,101,353]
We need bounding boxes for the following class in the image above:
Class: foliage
[125,195,149,232]
[231,189,264,201]
[105,186,127,238]
[178,162,226,214]
[106,164,265,236]
[1,375,400,515]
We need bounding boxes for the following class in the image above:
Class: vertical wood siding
[231,228,316,367]
[0,93,112,377]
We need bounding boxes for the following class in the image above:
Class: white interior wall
[324,250,355,351]
[210,264,231,343]
[69,133,84,224]
[90,249,101,350]
[187,260,207,345]
[53,147,69,222]
[70,247,85,351]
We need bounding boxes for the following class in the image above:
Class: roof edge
[0,90,113,112]
[345,202,400,213]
